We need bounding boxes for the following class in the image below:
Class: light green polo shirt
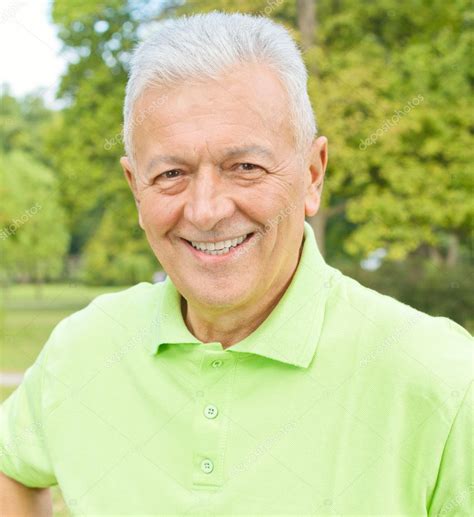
[1,222,473,515]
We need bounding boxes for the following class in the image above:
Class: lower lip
[182,233,256,262]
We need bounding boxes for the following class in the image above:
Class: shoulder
[52,281,164,336]
[68,281,162,326]
[325,271,473,392]
[39,282,164,385]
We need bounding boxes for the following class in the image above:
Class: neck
[181,238,304,349]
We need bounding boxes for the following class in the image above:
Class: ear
[120,156,144,230]
[304,136,328,217]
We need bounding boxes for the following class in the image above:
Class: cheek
[139,191,178,230]
[243,179,301,220]
[252,184,305,239]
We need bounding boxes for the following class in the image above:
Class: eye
[236,163,262,172]
[158,169,182,180]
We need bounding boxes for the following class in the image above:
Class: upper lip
[181,232,253,243]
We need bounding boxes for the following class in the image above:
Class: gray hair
[123,11,317,164]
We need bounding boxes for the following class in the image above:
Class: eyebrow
[145,145,275,175]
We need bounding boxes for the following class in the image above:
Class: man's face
[122,62,327,310]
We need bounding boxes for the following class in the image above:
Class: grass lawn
[0,283,131,517]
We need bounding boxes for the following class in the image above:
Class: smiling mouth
[183,232,255,256]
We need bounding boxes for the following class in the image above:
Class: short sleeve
[0,334,57,488]
[428,380,474,515]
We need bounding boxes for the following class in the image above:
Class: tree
[0,151,70,285]
[47,0,472,277]
[0,87,54,165]
[47,0,159,281]
[306,0,473,261]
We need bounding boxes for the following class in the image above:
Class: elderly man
[1,11,472,516]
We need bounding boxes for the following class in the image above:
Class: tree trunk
[297,0,316,50]
[446,233,460,268]
[428,245,443,266]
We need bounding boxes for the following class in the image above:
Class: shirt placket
[191,348,236,489]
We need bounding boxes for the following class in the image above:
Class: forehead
[132,62,294,151]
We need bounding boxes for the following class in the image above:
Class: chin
[190,283,253,309]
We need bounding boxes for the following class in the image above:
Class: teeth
[190,234,248,254]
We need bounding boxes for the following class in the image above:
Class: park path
[0,372,24,387]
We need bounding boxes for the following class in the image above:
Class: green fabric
[1,221,473,515]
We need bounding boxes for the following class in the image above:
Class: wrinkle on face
[132,63,293,175]
[121,60,318,326]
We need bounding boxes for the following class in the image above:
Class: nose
[183,166,235,232]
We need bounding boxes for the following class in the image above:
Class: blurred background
[0,1,472,509]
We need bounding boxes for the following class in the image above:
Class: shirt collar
[149,221,334,368]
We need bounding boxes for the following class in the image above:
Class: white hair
[123,11,317,163]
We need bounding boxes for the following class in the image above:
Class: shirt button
[211,359,223,368]
[200,458,214,474]
[203,404,218,419]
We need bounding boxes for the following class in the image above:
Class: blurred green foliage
[0,150,69,283]
[0,0,472,327]
[81,199,157,285]
[0,88,54,163]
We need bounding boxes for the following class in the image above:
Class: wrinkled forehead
[130,62,295,150]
